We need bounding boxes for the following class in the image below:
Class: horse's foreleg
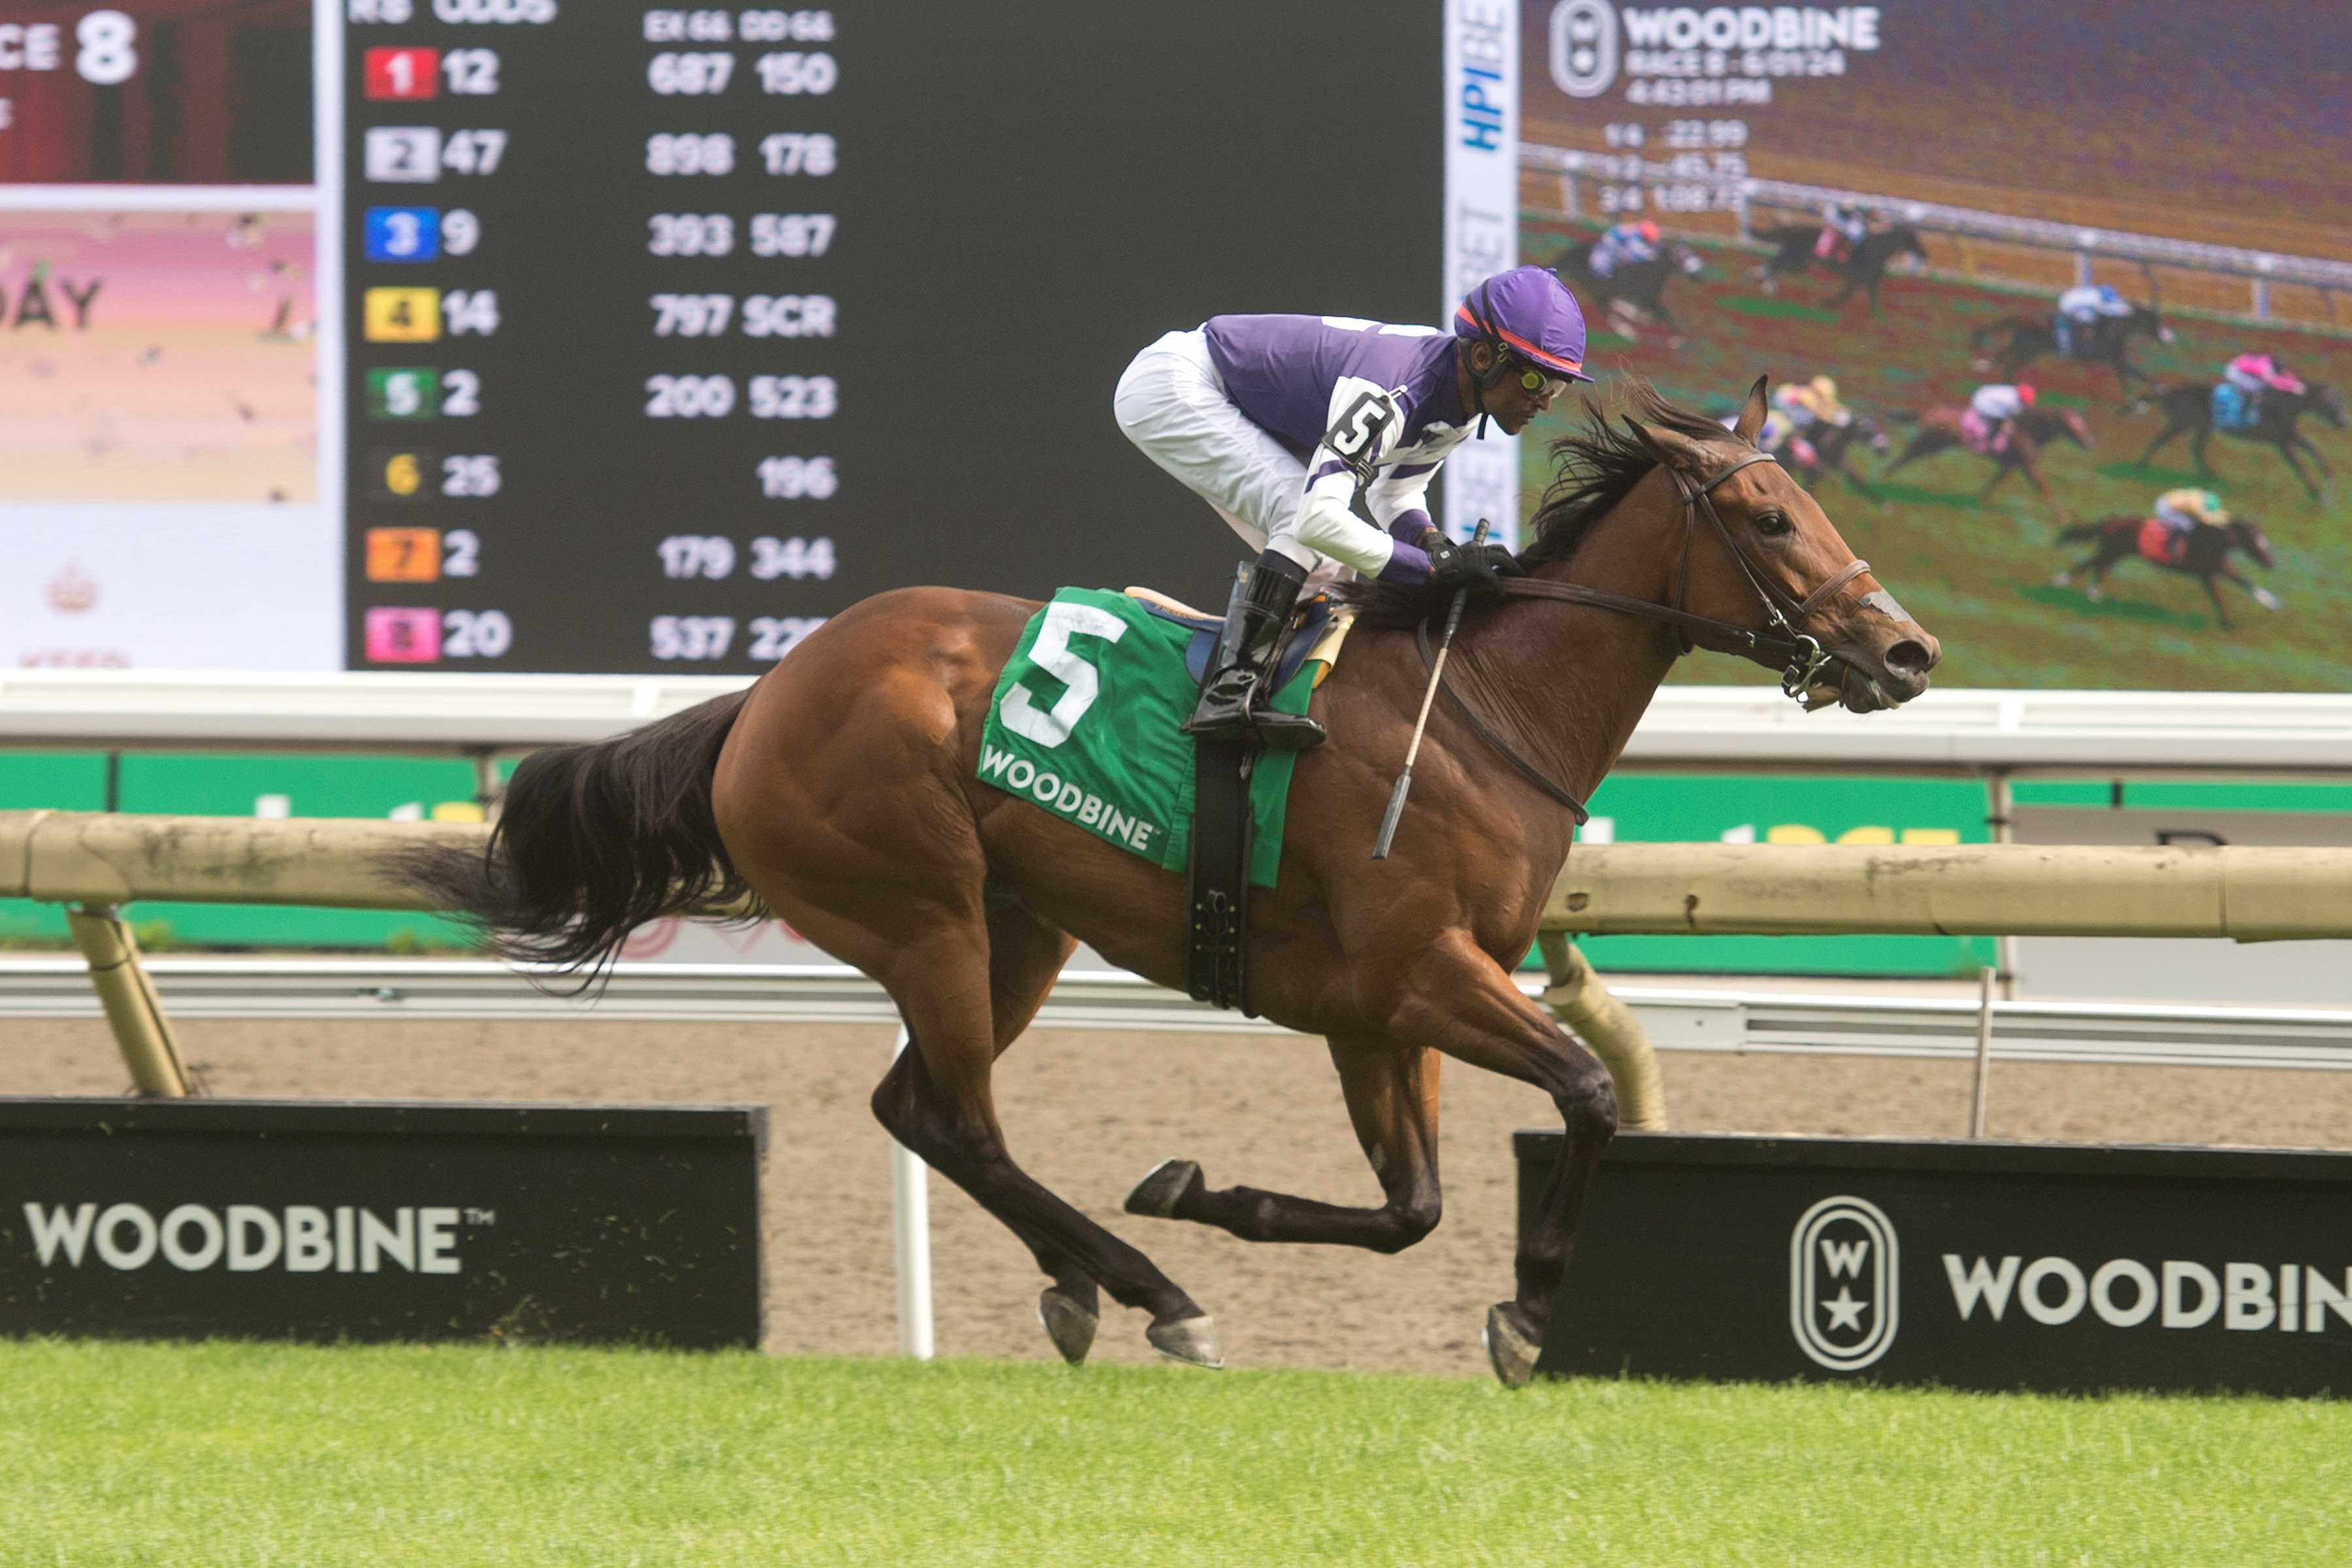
[1127,1033,1441,1256]
[2200,576,2236,631]
[2297,432,2334,478]
[2219,563,2283,612]
[2278,439,2323,499]
[1386,932,1617,1388]
[2139,423,2185,464]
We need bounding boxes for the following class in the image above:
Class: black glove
[1424,536,1524,594]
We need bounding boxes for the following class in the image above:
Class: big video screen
[5,0,1441,673]
[1460,0,2352,692]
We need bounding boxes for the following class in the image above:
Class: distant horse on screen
[2053,515,2279,630]
[2132,381,2343,502]
[1554,237,1707,345]
[1882,405,2093,521]
[1753,223,1929,314]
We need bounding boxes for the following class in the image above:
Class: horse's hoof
[1482,1302,1544,1390]
[1124,1158,1201,1219]
[2085,585,2104,602]
[1147,1314,1224,1370]
[1037,1287,1098,1365]
[2050,571,2072,587]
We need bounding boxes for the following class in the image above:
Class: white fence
[1524,144,2352,319]
[8,671,2352,774]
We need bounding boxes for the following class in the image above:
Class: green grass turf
[5,1339,2347,1566]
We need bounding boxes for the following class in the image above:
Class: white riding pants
[1113,328,1347,590]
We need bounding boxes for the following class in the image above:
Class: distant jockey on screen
[1967,382,2035,451]
[2223,351,2304,412]
[2153,487,2229,535]
[1817,201,1871,261]
[1114,265,1592,749]
[1588,220,1660,278]
[2056,283,2133,354]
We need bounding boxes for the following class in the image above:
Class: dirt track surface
[9,1019,2351,1378]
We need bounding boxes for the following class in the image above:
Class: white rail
[7,673,2352,774]
[5,958,2351,1073]
[1522,144,2352,316]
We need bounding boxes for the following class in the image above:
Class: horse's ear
[1625,415,1714,476]
[1733,376,1770,445]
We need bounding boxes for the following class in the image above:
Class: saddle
[1120,585,1354,1015]
[1959,408,2008,456]
[2136,517,2189,568]
[2212,382,2259,431]
[1122,586,1346,693]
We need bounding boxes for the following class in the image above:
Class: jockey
[2153,487,2229,534]
[2223,351,2304,413]
[1816,201,1870,260]
[1588,219,1661,279]
[2056,283,2132,353]
[1114,265,1590,749]
[1968,382,2035,446]
[1774,374,1850,434]
[2059,283,2133,326]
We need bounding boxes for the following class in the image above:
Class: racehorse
[2132,380,2344,502]
[1972,303,2172,397]
[1782,412,1893,500]
[1881,404,2093,521]
[393,378,1938,1387]
[1554,237,1706,344]
[2053,515,2279,630]
[1753,223,1929,314]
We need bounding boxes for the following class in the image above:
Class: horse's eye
[1754,511,1793,538]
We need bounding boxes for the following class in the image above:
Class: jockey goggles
[1511,357,1572,399]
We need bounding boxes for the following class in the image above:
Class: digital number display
[344,7,853,670]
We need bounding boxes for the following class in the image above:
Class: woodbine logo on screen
[21,1201,471,1275]
[1790,1194,2352,1371]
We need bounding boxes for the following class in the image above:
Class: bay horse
[1881,404,2093,521]
[1779,412,1893,500]
[1971,304,2172,397]
[2053,515,2280,630]
[394,379,1939,1386]
[1753,223,1929,314]
[1554,237,1707,344]
[2133,380,2344,502]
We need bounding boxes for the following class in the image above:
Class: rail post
[1538,930,1667,1130]
[887,1026,936,1360]
[66,904,193,1098]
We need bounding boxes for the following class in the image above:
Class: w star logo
[1790,1196,1900,1371]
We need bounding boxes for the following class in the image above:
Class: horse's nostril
[1885,638,1933,674]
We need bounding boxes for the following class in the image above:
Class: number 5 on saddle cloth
[975,585,1354,1015]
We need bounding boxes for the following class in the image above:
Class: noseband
[1413,448,1872,819]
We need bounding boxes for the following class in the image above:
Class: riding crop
[1372,519,1488,860]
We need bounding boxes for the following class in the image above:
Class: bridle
[1414,448,1872,820]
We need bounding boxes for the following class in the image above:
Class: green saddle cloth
[976,588,1322,889]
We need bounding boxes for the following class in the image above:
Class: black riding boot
[1181,555,1326,751]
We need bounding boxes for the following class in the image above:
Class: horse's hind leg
[1126,1033,1441,1255]
[871,909,1220,1367]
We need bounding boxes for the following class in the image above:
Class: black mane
[1343,380,1746,628]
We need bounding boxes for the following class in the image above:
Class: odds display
[344,5,845,672]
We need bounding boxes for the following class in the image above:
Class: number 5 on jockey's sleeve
[1296,382,1422,580]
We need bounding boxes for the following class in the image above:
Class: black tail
[385,689,757,977]
[2057,521,2104,544]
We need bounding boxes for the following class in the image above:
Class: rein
[1413,449,1870,818]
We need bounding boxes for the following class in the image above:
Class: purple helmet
[1454,265,1594,383]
